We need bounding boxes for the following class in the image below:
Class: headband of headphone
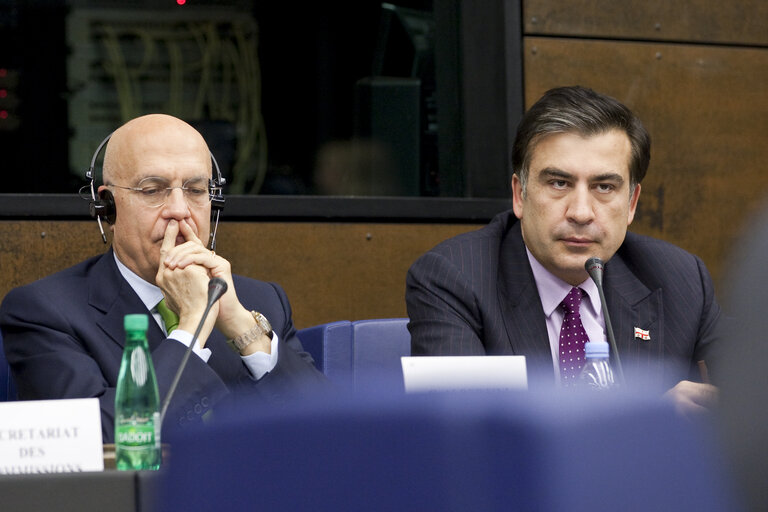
[84,131,226,250]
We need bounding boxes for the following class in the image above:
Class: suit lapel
[497,223,555,381]
[603,255,664,380]
[88,250,166,351]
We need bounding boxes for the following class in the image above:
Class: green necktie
[156,298,179,334]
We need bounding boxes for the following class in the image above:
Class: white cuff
[169,330,212,363]
[240,331,280,379]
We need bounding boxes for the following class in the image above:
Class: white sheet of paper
[0,398,104,474]
[401,355,527,392]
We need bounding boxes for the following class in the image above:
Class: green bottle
[115,314,161,470]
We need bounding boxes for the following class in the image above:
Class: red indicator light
[0,69,6,78]
[177,0,186,4]
[0,90,7,98]
[0,111,8,119]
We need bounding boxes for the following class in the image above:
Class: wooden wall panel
[524,0,768,45]
[523,36,768,286]
[0,220,483,329]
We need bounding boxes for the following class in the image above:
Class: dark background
[0,0,435,194]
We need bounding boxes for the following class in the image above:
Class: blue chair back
[0,330,17,401]
[297,318,411,391]
[352,318,410,389]
[296,320,353,389]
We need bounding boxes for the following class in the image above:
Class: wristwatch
[228,311,273,352]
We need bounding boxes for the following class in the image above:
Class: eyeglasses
[107,177,219,208]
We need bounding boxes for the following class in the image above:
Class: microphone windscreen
[207,277,228,303]
[584,257,604,286]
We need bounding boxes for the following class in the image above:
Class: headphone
[83,131,226,250]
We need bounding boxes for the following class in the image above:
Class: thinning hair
[512,86,650,194]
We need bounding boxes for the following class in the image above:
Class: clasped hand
[155,219,247,346]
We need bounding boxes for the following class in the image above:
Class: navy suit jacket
[0,250,326,441]
[406,211,722,389]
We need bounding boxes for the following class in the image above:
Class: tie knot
[561,287,585,315]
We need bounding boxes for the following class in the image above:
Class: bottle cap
[124,314,149,332]
[584,340,610,358]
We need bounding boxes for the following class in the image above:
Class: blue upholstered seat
[297,318,411,390]
[297,320,354,389]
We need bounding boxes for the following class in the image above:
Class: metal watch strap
[228,311,273,352]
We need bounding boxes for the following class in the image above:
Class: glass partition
[0,0,522,210]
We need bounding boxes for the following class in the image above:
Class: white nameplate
[401,355,528,392]
[0,398,104,474]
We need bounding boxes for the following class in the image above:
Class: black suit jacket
[406,211,722,389]
[0,250,326,441]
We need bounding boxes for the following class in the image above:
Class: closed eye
[140,186,165,196]
[185,187,208,196]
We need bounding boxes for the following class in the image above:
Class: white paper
[401,355,527,392]
[0,398,104,474]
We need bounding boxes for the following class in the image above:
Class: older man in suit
[0,114,325,441]
[406,86,720,412]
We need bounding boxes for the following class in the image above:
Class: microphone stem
[594,283,625,385]
[159,301,216,425]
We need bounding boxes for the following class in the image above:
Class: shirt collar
[525,247,602,318]
[113,252,164,311]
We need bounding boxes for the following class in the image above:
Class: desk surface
[0,470,158,512]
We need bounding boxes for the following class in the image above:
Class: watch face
[253,311,272,334]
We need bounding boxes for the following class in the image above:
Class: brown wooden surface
[524,0,768,45]
[523,36,768,288]
[0,220,482,329]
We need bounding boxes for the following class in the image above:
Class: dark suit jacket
[0,250,326,441]
[406,210,722,389]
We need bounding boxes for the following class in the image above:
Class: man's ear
[627,183,641,225]
[511,173,524,220]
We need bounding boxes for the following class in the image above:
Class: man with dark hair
[406,86,719,411]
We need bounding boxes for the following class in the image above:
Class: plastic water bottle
[578,340,616,390]
[115,314,161,470]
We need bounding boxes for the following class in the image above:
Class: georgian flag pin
[634,327,650,341]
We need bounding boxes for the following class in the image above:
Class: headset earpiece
[208,155,226,251]
[93,188,116,224]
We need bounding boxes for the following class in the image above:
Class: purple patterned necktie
[559,287,589,385]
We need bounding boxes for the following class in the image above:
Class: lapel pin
[634,327,650,341]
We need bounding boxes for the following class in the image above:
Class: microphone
[159,277,228,424]
[584,257,625,385]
